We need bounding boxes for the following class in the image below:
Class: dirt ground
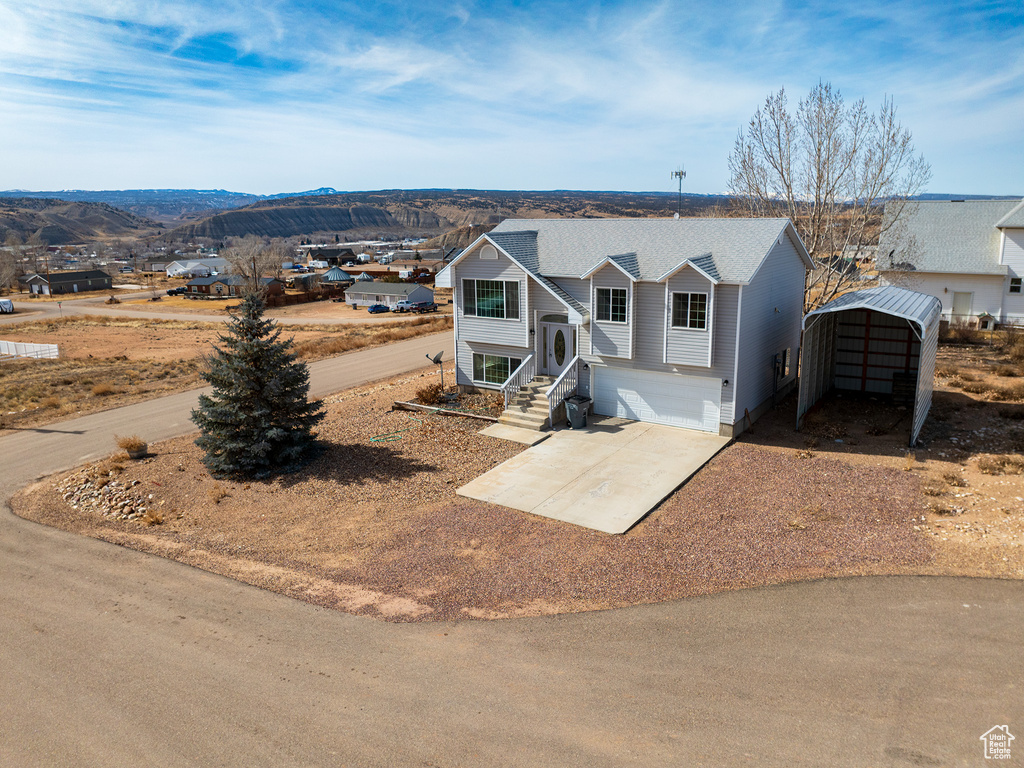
[14,345,1023,623]
[105,294,453,321]
[0,315,451,430]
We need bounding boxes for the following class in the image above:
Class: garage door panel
[593,367,721,432]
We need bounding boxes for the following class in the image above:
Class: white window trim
[470,352,523,387]
[461,278,522,322]
[1010,277,1022,294]
[594,285,629,324]
[663,282,715,368]
[669,291,710,330]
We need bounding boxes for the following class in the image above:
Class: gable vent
[480,244,498,259]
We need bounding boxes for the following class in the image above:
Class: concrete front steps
[498,375,555,432]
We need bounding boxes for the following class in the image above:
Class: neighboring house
[878,198,1024,327]
[166,258,229,277]
[344,282,435,308]
[435,218,812,435]
[286,272,322,290]
[306,247,356,265]
[186,275,284,297]
[21,269,112,295]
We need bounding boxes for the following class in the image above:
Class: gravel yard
[14,364,951,623]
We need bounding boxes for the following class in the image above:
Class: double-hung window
[595,287,627,323]
[1011,277,1022,294]
[462,279,520,319]
[671,292,708,330]
[472,354,522,385]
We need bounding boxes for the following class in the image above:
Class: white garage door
[592,367,721,432]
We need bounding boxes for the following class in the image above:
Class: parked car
[391,300,416,313]
[166,287,186,296]
[367,304,390,314]
[411,301,438,313]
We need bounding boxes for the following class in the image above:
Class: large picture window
[472,353,522,385]
[462,279,520,319]
[671,292,708,329]
[596,287,627,323]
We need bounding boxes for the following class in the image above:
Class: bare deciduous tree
[728,82,931,311]
[222,235,289,296]
[0,249,17,293]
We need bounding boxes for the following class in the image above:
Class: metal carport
[797,286,942,446]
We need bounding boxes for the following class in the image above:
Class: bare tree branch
[729,82,931,311]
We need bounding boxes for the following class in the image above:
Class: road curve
[1,334,1020,766]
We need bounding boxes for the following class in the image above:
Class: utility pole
[671,167,687,215]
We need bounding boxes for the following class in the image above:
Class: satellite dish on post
[426,351,445,393]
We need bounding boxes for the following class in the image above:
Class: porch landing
[458,416,731,534]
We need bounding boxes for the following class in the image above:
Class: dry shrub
[921,479,945,497]
[104,295,120,304]
[91,382,116,396]
[208,484,229,504]
[977,454,1024,475]
[903,451,916,471]
[943,321,981,345]
[115,434,146,452]
[942,471,968,487]
[41,396,61,409]
[416,381,443,406]
[959,380,994,396]
[957,371,978,383]
[999,328,1024,364]
[996,381,1024,401]
[992,365,1019,377]
[141,509,164,526]
[934,364,960,379]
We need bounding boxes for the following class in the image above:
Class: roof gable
[996,200,1024,228]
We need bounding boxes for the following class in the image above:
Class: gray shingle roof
[878,199,1022,275]
[996,200,1024,228]
[488,217,796,283]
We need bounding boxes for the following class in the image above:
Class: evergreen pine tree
[191,293,324,479]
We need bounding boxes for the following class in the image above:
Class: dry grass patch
[977,454,1024,475]
[91,382,117,396]
[291,316,452,360]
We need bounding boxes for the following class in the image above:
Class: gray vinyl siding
[590,266,632,358]
[665,270,714,367]
[735,234,806,418]
[590,282,739,425]
[455,339,531,389]
[454,253,528,349]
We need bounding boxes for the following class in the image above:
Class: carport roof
[803,286,941,331]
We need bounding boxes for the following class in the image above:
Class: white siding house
[435,218,812,436]
[878,198,1024,326]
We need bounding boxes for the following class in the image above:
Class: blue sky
[1,0,1021,195]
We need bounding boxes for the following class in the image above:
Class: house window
[472,353,522,385]
[596,287,627,323]
[1011,278,1022,294]
[671,292,708,329]
[462,279,520,319]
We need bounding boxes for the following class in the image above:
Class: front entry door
[542,323,574,376]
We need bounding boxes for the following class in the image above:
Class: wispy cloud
[0,0,1021,194]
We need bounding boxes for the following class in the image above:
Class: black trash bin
[565,395,590,429]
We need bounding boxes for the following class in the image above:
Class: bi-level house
[435,218,812,435]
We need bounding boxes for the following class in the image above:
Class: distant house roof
[34,269,111,284]
[878,199,1022,275]
[187,275,280,287]
[344,282,426,296]
[322,267,353,282]
[354,272,375,282]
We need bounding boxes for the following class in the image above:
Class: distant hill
[0,197,159,245]
[913,193,1021,201]
[0,188,342,223]
[166,189,733,241]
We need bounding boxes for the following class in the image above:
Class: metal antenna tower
[671,167,686,216]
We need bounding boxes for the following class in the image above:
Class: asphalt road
[1,334,1021,766]
[0,291,434,326]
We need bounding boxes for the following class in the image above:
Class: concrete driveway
[459,417,730,533]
